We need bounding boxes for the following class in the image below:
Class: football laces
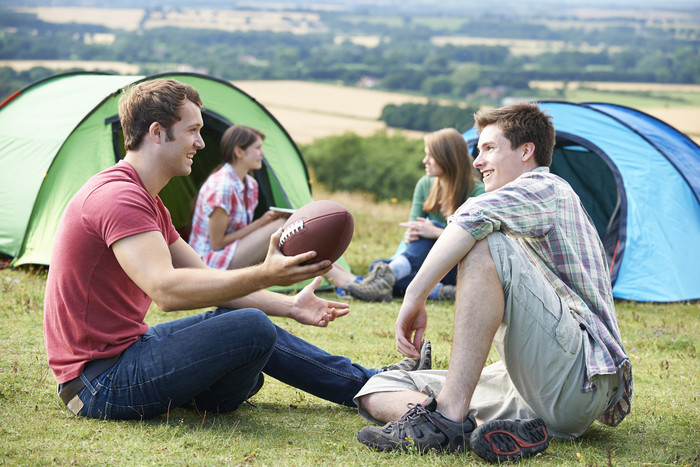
[279,219,305,246]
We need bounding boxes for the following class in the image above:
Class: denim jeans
[375,221,458,296]
[72,307,379,420]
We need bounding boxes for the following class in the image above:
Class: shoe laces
[383,402,442,437]
[399,402,430,422]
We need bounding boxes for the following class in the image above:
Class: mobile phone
[269,207,296,214]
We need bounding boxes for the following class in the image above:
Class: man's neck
[123,151,169,198]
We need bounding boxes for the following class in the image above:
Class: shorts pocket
[555,298,583,355]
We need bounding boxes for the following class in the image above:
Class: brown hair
[474,102,555,167]
[220,125,266,165]
[119,79,203,151]
[422,128,477,218]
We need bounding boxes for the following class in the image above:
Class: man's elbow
[149,284,183,312]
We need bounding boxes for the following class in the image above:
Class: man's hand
[289,277,350,327]
[400,217,443,243]
[259,228,333,287]
[395,295,429,358]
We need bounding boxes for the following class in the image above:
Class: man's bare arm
[112,229,331,312]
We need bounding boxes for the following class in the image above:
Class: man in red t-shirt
[44,79,431,419]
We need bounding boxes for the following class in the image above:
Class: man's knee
[457,237,500,285]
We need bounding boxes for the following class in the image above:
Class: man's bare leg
[358,238,504,425]
[434,238,504,423]
[359,390,426,423]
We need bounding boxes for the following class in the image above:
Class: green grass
[1,189,699,466]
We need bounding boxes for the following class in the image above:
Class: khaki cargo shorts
[354,232,619,439]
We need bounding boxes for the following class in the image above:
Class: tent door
[108,111,286,240]
[550,134,626,284]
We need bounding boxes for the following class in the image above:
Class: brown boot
[346,262,395,302]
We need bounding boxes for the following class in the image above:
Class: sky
[4,0,699,11]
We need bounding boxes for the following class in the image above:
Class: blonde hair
[422,128,476,218]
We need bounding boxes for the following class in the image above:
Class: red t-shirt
[44,161,179,383]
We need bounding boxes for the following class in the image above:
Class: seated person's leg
[263,326,431,407]
[228,217,286,269]
[78,308,276,420]
[486,232,617,439]
[355,238,503,422]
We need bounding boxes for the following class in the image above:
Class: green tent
[0,71,345,286]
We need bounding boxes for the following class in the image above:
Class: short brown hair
[474,102,555,167]
[119,79,203,151]
[220,125,266,165]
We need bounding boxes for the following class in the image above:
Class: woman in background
[347,128,484,302]
[189,125,358,288]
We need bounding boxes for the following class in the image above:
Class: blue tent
[463,101,700,302]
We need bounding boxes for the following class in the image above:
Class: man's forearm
[405,223,476,300]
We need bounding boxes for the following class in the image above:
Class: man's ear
[149,122,162,143]
[521,142,536,163]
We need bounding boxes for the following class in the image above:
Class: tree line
[1,7,698,106]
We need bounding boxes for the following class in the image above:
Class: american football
[278,200,354,264]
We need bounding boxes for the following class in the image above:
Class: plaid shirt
[189,163,258,269]
[451,167,632,426]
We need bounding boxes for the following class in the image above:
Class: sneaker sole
[470,418,550,463]
[357,427,419,452]
[357,428,464,454]
[346,286,392,302]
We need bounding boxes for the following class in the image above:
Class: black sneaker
[357,396,475,453]
[470,418,550,463]
[381,339,431,372]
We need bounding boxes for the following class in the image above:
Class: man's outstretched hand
[289,277,350,327]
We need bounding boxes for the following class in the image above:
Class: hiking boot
[438,284,456,301]
[381,339,432,372]
[335,276,363,298]
[470,418,550,463]
[357,396,476,453]
[346,262,395,302]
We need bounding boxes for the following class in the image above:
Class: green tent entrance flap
[0,71,348,290]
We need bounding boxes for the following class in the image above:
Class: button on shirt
[450,167,632,426]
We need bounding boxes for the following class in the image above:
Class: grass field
[1,187,698,466]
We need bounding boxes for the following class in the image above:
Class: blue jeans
[374,221,458,297]
[72,307,379,420]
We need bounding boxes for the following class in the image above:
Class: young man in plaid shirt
[354,102,632,463]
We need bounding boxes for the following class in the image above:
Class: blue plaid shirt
[451,167,632,426]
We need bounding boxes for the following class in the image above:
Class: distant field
[431,36,623,55]
[234,80,700,144]
[16,7,326,34]
[2,57,698,143]
[0,59,140,74]
[232,80,428,144]
[15,7,144,31]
